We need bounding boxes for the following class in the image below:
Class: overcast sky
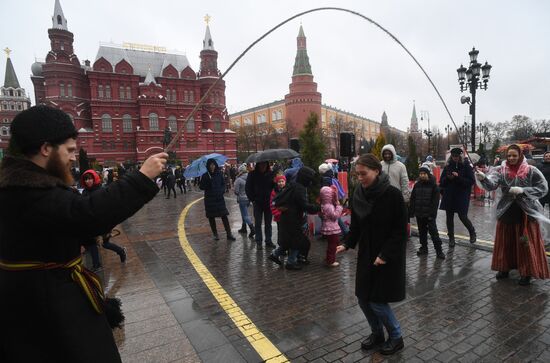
[3,0,549,132]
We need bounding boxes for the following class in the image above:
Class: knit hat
[450,147,463,156]
[419,165,431,175]
[274,174,286,183]
[9,105,77,155]
[318,163,332,175]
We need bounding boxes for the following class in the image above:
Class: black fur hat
[296,166,316,187]
[9,105,78,156]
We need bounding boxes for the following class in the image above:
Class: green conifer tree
[371,133,387,160]
[299,112,326,171]
[299,112,326,201]
[405,136,419,181]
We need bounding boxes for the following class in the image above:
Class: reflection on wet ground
[95,190,550,362]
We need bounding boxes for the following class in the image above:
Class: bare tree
[258,124,281,150]
[507,115,534,141]
[534,119,550,134]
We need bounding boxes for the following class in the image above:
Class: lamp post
[457,47,492,152]
[459,122,470,146]
[444,124,451,150]
[420,110,433,156]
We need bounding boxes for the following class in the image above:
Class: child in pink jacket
[320,185,343,267]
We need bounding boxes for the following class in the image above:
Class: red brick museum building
[29,0,235,165]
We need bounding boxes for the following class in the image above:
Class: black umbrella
[245,148,299,163]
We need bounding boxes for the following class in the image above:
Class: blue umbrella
[183,153,228,178]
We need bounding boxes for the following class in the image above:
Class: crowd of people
[2,105,550,360]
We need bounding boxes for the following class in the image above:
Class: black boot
[469,230,477,244]
[238,223,247,234]
[436,249,446,260]
[448,234,455,248]
[248,224,255,238]
[227,233,236,241]
[416,246,428,256]
[518,276,531,286]
[361,333,385,350]
[379,337,404,355]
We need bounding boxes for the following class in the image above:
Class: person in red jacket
[81,169,127,270]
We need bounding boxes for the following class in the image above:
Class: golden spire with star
[4,47,11,58]
[204,14,211,25]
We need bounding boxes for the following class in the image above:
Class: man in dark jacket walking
[165,168,177,199]
[0,105,167,362]
[410,166,445,259]
[439,148,477,247]
[245,161,275,248]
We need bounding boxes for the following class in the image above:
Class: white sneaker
[328,262,340,267]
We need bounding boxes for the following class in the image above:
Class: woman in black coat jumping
[199,159,236,241]
[337,154,407,356]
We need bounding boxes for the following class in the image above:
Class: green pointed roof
[411,102,417,121]
[4,56,20,88]
[292,26,312,76]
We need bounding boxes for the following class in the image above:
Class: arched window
[122,114,132,132]
[186,117,195,132]
[149,113,159,131]
[57,15,62,25]
[1,126,9,136]
[189,90,194,102]
[105,85,111,98]
[59,83,65,97]
[126,86,131,99]
[172,89,177,102]
[101,114,112,132]
[67,84,72,97]
[119,86,125,100]
[168,115,177,131]
[183,90,188,103]
[98,85,104,98]
[213,118,222,132]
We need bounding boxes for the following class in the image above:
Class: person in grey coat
[234,164,255,237]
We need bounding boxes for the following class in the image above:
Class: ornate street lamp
[444,124,451,149]
[457,47,492,152]
[420,110,433,156]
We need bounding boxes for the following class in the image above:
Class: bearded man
[0,105,167,362]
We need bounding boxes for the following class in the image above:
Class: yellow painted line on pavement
[178,197,288,363]
[410,224,550,256]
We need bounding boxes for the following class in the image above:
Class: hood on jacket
[206,158,219,172]
[290,158,303,169]
[80,169,102,189]
[381,144,397,163]
[296,166,316,187]
[320,185,338,205]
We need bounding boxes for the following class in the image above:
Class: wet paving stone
[97,191,550,362]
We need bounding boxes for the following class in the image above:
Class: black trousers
[208,215,231,235]
[445,210,475,236]
[417,217,442,250]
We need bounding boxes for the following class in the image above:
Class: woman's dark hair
[355,154,382,173]
[507,144,522,155]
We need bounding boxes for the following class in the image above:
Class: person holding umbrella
[199,159,236,241]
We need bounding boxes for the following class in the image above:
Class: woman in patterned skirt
[475,144,550,285]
